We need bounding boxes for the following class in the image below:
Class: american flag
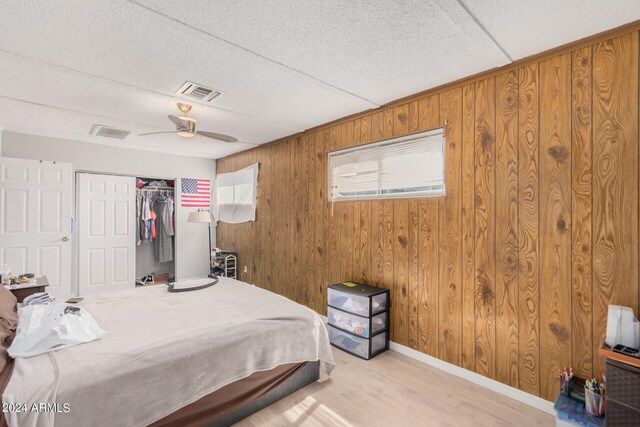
[181,178,210,207]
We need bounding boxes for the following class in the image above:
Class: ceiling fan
[139,103,238,142]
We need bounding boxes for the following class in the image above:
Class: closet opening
[136,177,176,286]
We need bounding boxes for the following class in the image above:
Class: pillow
[0,287,18,372]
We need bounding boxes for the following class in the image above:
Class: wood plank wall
[216,31,640,401]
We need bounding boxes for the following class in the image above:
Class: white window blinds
[214,163,259,223]
[329,128,445,201]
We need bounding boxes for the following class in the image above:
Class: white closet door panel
[88,248,106,287]
[39,191,62,233]
[113,201,129,236]
[0,157,72,300]
[113,247,129,284]
[0,247,27,276]
[2,163,29,182]
[2,189,28,233]
[89,200,105,237]
[38,246,61,285]
[39,167,62,184]
[78,173,135,295]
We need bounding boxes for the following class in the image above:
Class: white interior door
[0,157,73,299]
[78,173,135,295]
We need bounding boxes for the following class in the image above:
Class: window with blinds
[328,128,445,201]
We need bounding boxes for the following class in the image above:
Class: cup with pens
[559,367,573,396]
[585,378,605,417]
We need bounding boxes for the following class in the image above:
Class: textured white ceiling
[461,0,640,60]
[131,0,510,105]
[0,0,638,159]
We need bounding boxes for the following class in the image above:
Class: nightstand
[9,276,49,303]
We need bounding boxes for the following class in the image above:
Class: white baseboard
[389,341,555,415]
[321,313,553,414]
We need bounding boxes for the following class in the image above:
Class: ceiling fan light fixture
[176,114,197,138]
[180,116,196,124]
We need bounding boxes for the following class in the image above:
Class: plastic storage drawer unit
[606,359,640,424]
[328,324,388,360]
[327,282,390,360]
[327,306,387,338]
[328,282,388,317]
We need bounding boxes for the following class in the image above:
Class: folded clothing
[23,292,55,306]
[146,180,169,187]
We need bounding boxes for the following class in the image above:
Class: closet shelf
[138,186,175,191]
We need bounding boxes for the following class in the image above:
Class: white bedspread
[2,278,334,427]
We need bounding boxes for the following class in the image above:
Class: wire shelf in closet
[138,186,174,191]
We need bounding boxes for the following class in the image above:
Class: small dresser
[327,282,389,360]
[9,276,49,303]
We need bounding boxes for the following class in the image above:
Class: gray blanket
[2,278,334,427]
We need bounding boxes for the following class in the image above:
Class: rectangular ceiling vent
[176,81,222,103]
[90,125,130,140]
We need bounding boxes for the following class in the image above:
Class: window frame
[327,127,446,202]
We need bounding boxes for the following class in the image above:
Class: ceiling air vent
[90,125,130,140]
[176,81,222,103]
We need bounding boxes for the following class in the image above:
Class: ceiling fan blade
[168,115,188,128]
[197,131,238,143]
[139,131,179,136]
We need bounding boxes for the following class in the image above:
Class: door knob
[62,236,69,241]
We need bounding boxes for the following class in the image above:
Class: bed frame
[209,361,320,427]
[150,361,320,427]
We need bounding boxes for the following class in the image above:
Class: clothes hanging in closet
[135,189,174,260]
[136,192,150,245]
[136,193,141,245]
[142,193,152,242]
[152,193,174,263]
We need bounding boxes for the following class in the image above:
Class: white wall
[136,241,175,278]
[1,131,216,286]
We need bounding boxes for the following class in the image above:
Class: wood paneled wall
[217,31,640,401]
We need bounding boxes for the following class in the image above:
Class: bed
[0,277,334,427]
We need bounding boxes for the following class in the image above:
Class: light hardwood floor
[235,348,555,426]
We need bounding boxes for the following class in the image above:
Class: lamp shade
[187,210,212,223]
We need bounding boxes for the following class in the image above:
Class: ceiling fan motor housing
[178,117,197,134]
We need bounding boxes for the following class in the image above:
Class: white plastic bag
[8,303,105,358]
